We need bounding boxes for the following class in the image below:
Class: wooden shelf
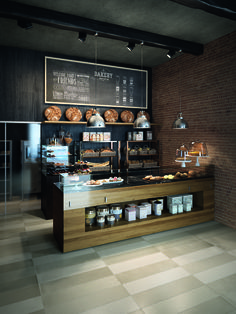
[42,121,159,126]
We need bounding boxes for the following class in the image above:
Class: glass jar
[85,208,96,226]
[107,214,115,226]
[96,205,109,217]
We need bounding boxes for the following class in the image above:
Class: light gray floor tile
[108,251,168,274]
[102,245,159,265]
[81,296,139,314]
[116,259,177,284]
[173,246,224,266]
[182,252,236,274]
[40,267,113,295]
[194,260,236,284]
[143,286,218,314]
[44,285,129,314]
[204,230,236,250]
[0,296,44,314]
[133,276,203,308]
[124,267,190,295]
[179,296,235,314]
[208,274,236,307]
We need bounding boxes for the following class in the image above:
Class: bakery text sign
[45,56,148,109]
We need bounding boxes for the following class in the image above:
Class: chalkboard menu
[45,56,148,109]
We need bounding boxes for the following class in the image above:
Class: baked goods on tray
[44,106,62,121]
[85,109,99,121]
[104,109,118,122]
[120,110,134,123]
[65,107,82,121]
[137,111,150,121]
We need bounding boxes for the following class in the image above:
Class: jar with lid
[110,203,122,221]
[107,214,115,226]
[97,216,105,228]
[85,208,96,226]
[96,205,109,217]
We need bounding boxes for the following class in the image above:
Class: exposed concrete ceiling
[0,0,235,67]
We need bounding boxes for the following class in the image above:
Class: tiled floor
[1,200,236,314]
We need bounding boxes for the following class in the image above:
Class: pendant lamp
[87,33,105,128]
[133,43,150,129]
[172,59,188,129]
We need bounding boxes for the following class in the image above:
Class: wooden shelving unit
[53,177,214,253]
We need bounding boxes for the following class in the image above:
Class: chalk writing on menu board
[45,56,148,109]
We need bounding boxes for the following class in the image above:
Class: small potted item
[97,216,105,228]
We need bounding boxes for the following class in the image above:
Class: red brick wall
[152,31,236,229]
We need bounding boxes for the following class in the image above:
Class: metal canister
[97,216,105,228]
[96,205,109,217]
[110,203,122,221]
[107,214,115,226]
[85,208,96,226]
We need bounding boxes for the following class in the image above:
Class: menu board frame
[45,56,148,109]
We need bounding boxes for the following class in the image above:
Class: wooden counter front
[53,177,214,252]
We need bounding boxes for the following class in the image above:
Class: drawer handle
[104,196,107,203]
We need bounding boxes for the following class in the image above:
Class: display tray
[100,178,124,184]
[83,182,103,187]
[128,163,143,169]
[82,152,100,157]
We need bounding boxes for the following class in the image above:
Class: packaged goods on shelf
[167,195,183,207]
[85,208,96,226]
[136,205,147,219]
[182,194,193,206]
[107,214,115,226]
[97,216,105,228]
[146,131,152,140]
[153,200,163,216]
[178,204,184,213]
[83,132,90,141]
[141,202,152,215]
[104,132,111,141]
[169,204,178,214]
[125,207,136,221]
[183,203,192,212]
[89,132,97,141]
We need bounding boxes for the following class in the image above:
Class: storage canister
[107,214,115,226]
[136,205,147,219]
[141,202,152,215]
[110,203,122,221]
[125,207,136,221]
[85,208,96,226]
[97,216,105,228]
[96,205,109,217]
[153,201,162,216]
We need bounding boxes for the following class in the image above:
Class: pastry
[65,107,82,121]
[44,106,62,121]
[104,109,118,122]
[85,109,99,121]
[137,111,150,121]
[120,110,134,123]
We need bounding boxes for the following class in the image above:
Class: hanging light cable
[172,58,189,129]
[134,42,151,129]
[87,33,105,128]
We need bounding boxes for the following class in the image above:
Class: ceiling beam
[0,1,204,55]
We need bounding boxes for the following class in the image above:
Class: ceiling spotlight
[17,19,32,30]
[78,32,87,43]
[127,42,135,52]
[167,49,175,58]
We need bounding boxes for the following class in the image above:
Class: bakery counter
[53,173,214,252]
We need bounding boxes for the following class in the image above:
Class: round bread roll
[120,110,134,123]
[65,107,82,121]
[104,109,118,122]
[137,111,150,121]
[85,109,99,121]
[44,106,62,121]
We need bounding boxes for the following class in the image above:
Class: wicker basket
[91,166,111,171]
[100,151,116,157]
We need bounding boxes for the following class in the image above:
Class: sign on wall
[45,56,148,109]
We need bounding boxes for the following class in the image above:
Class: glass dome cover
[188,140,208,157]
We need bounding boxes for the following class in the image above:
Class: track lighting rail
[0,1,204,56]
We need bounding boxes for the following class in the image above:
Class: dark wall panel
[0,46,152,122]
